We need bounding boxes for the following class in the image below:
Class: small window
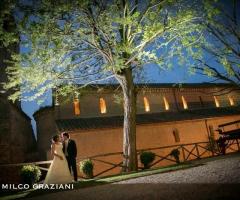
[73,99,80,115]
[173,128,180,142]
[55,94,59,106]
[181,96,188,109]
[214,96,220,107]
[143,97,150,112]
[228,96,235,106]
[99,98,107,114]
[163,96,170,110]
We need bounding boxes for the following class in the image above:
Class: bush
[206,136,218,152]
[140,151,156,169]
[20,165,41,185]
[80,159,94,178]
[170,149,180,164]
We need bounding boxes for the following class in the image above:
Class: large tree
[2,0,204,171]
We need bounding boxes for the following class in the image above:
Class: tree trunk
[115,68,137,172]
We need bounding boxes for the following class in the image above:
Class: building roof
[55,83,235,91]
[56,107,240,131]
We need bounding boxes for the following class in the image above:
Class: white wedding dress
[44,143,73,184]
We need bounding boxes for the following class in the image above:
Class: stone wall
[10,103,36,162]
[68,115,240,158]
[49,114,240,177]
[0,98,35,163]
[34,107,57,160]
[0,97,36,183]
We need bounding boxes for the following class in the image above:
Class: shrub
[80,159,94,178]
[20,165,41,185]
[140,151,156,169]
[170,149,180,164]
[206,136,218,152]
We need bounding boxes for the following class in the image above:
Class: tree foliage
[0,0,18,46]
[192,0,240,89]
[2,0,204,102]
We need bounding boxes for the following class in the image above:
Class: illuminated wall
[52,85,240,118]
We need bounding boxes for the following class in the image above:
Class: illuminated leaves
[2,0,207,102]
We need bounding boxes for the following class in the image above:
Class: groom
[62,132,78,181]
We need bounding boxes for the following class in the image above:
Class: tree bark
[115,67,137,172]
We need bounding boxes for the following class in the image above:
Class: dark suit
[63,139,78,181]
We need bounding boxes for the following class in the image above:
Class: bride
[44,135,73,184]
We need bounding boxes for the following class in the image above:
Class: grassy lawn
[1,152,239,200]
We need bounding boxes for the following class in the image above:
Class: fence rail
[1,139,240,179]
[0,160,52,171]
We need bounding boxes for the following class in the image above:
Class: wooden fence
[1,139,240,180]
[79,139,240,178]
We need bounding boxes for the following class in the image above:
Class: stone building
[34,83,240,177]
[0,14,36,183]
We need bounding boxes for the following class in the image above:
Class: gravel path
[116,155,240,184]
[27,154,240,200]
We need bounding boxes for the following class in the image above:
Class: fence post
[211,141,215,156]
[181,145,186,162]
[195,144,200,159]
[236,139,240,152]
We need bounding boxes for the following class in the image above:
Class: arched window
[163,96,169,110]
[73,99,80,115]
[228,96,235,106]
[173,128,180,142]
[99,98,107,114]
[181,96,188,109]
[214,96,220,107]
[143,97,150,112]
